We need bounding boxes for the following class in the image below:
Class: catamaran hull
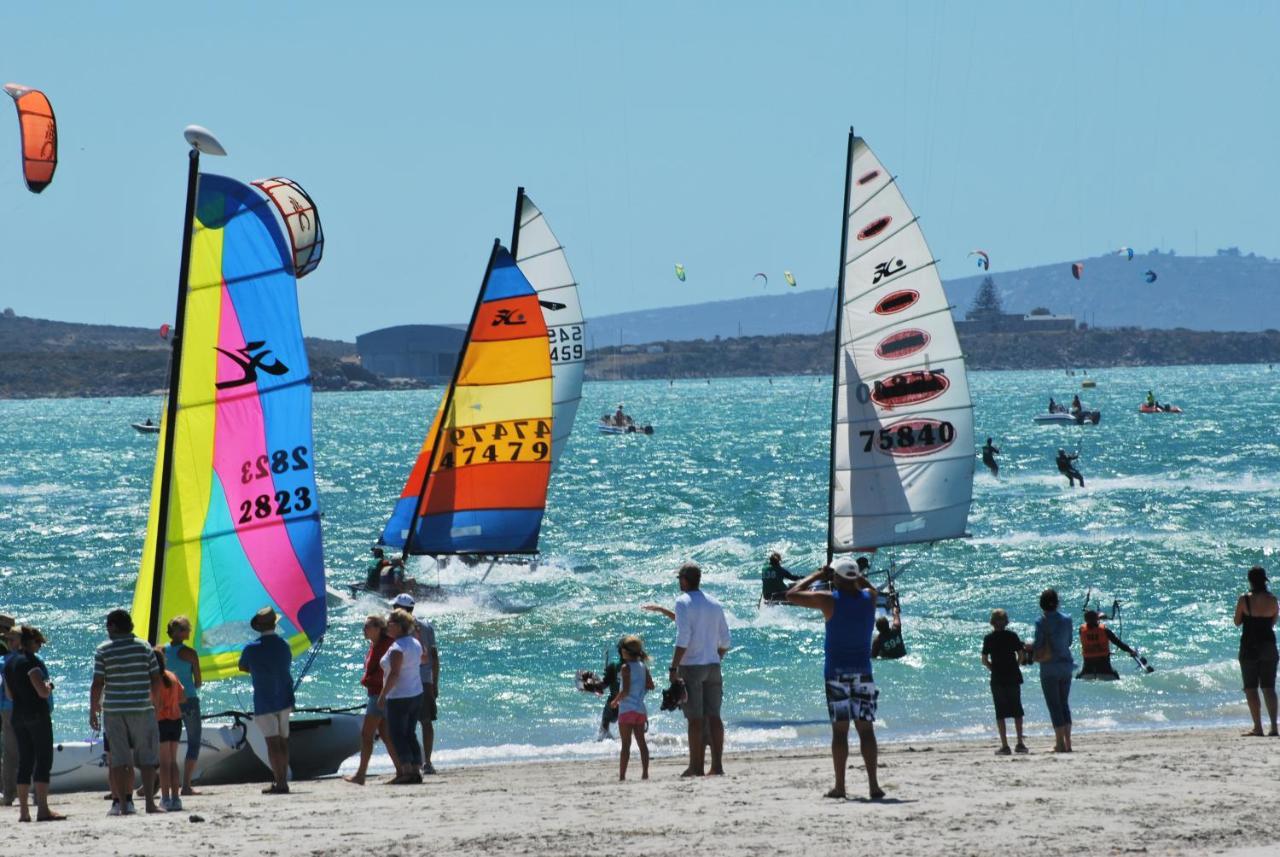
[47,712,361,794]
[1032,411,1100,425]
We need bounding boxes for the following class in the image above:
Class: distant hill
[586,327,1280,380]
[0,313,404,399]
[585,250,1280,345]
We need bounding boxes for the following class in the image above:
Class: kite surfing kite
[1071,262,1084,281]
[784,270,796,287]
[674,263,686,282]
[754,272,768,288]
[1116,247,1134,261]
[4,83,56,193]
[1144,269,1157,283]
[968,250,990,270]
[251,178,326,278]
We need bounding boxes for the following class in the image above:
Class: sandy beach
[5,727,1275,856]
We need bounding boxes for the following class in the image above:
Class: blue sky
[1,1,1276,340]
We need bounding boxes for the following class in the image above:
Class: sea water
[0,364,1273,767]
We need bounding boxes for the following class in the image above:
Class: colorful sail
[382,244,553,555]
[513,190,585,467]
[3,83,57,193]
[133,173,326,681]
[829,132,974,553]
[251,177,325,277]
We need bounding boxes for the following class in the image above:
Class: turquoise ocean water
[0,364,1273,766]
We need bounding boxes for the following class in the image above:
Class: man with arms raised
[787,559,884,800]
[669,562,730,777]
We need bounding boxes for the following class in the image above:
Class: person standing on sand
[0,615,19,806]
[1233,566,1278,737]
[1031,589,1075,753]
[609,635,655,781]
[238,607,295,795]
[90,609,164,815]
[163,615,203,796]
[4,626,64,821]
[344,614,401,785]
[982,609,1027,755]
[669,562,730,777]
[392,593,441,775]
[378,609,424,785]
[787,561,884,801]
[150,647,185,811]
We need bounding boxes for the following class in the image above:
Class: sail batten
[134,173,326,681]
[828,133,974,553]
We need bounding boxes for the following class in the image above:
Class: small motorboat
[1138,403,1182,414]
[598,417,654,435]
[131,421,161,434]
[1033,410,1100,425]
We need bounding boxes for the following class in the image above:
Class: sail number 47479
[436,419,552,470]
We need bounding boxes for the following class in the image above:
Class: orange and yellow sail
[381,244,553,555]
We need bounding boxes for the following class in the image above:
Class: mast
[509,186,525,259]
[402,239,504,559]
[825,128,856,565]
[146,147,202,644]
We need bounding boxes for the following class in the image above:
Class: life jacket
[1079,623,1110,660]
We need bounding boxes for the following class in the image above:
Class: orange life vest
[1079,623,1110,660]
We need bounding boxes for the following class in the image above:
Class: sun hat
[250,607,278,631]
[392,593,415,608]
[832,560,862,581]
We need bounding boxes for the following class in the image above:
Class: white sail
[829,134,974,552]
[515,193,585,466]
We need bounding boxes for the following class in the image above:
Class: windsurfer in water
[981,438,1001,477]
[871,591,905,660]
[1056,448,1084,488]
[1076,610,1139,680]
[761,552,802,604]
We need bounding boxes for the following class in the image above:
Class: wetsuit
[981,442,1000,477]
[1076,622,1133,679]
[596,661,621,738]
[871,626,906,660]
[1056,452,1084,487]
[761,562,801,603]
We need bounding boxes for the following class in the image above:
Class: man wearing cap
[238,607,295,794]
[669,562,731,777]
[392,593,440,775]
[89,609,165,815]
[787,559,885,800]
[0,614,18,805]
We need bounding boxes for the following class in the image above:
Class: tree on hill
[969,276,1004,316]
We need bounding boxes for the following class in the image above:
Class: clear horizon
[2,1,1276,340]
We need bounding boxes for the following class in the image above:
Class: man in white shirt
[669,562,730,777]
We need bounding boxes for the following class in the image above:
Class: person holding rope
[1056,448,1085,488]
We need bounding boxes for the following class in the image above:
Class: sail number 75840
[858,419,955,456]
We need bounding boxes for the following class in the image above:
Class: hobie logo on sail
[875,329,930,360]
[873,290,919,315]
[867,369,949,409]
[857,169,881,186]
[857,216,892,241]
[215,341,288,390]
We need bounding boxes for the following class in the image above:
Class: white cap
[392,593,415,608]
[832,560,862,581]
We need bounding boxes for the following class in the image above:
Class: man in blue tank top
[787,559,884,801]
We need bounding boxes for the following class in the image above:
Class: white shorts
[255,708,292,739]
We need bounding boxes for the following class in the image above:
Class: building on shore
[954,307,1076,335]
[355,325,465,384]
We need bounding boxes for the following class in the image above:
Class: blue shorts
[364,696,386,718]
